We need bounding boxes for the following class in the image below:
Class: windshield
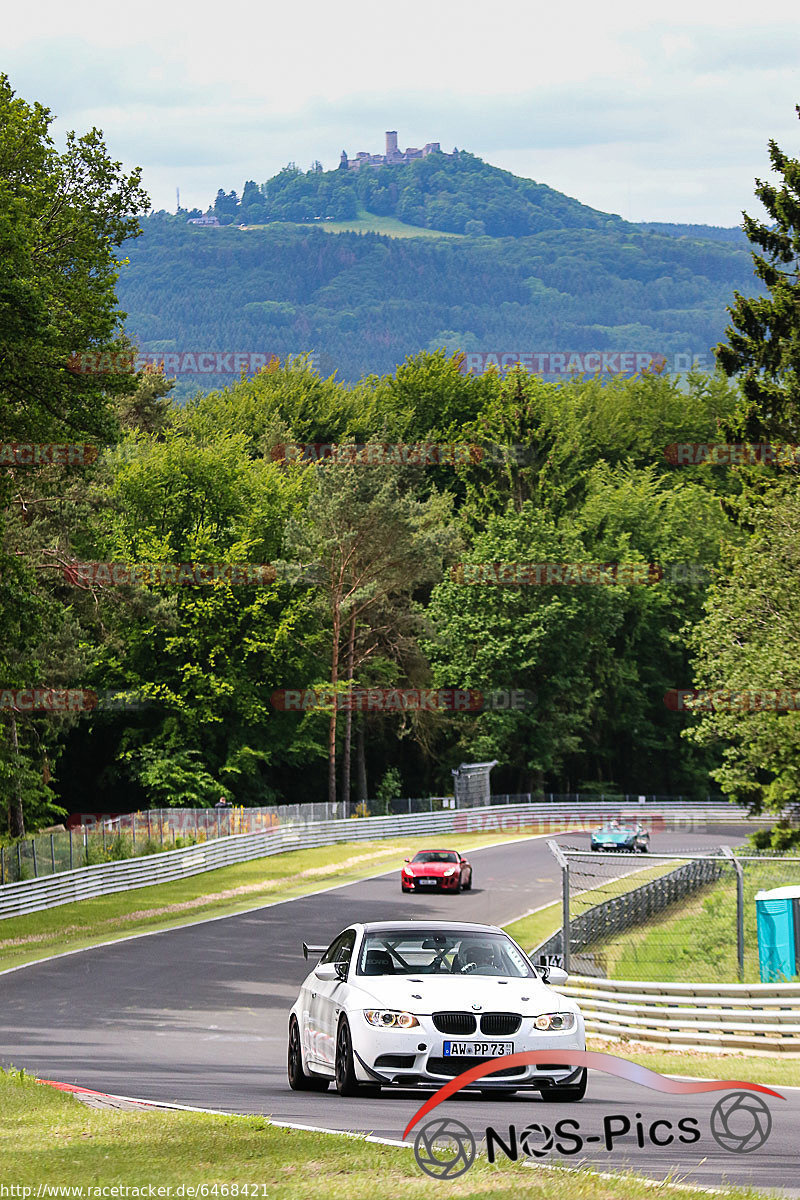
[411,851,459,864]
[357,929,535,978]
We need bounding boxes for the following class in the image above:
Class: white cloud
[3,0,799,222]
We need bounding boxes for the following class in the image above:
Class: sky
[4,0,800,225]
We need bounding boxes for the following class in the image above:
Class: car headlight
[534,1012,576,1031]
[402,868,413,876]
[443,867,457,876]
[364,1010,420,1029]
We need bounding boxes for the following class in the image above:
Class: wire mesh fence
[537,841,800,984]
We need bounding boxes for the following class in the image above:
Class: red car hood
[405,861,457,875]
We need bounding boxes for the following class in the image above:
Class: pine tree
[716,105,800,442]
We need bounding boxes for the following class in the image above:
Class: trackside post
[548,838,570,973]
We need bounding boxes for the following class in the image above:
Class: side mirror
[545,966,569,986]
[403,857,410,863]
[314,963,339,981]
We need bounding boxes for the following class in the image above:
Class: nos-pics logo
[404,1050,781,1180]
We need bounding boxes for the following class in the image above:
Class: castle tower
[385,130,398,159]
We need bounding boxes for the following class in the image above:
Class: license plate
[418,878,437,886]
[444,1041,514,1056]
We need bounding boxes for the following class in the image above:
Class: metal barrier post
[69,828,73,870]
[1,845,4,885]
[721,846,745,982]
[548,839,570,973]
[31,839,38,877]
[50,834,56,874]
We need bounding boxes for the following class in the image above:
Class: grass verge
[0,1069,772,1198]
[587,1039,800,1087]
[590,856,800,983]
[504,859,683,961]
[0,828,555,974]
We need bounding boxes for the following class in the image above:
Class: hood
[593,829,635,842]
[403,861,458,875]
[354,972,576,1017]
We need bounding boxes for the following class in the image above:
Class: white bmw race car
[287,920,586,1099]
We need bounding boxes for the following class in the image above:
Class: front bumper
[402,874,460,891]
[351,1014,586,1089]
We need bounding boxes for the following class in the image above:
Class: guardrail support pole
[31,839,38,877]
[50,834,56,874]
[548,839,570,973]
[722,846,745,982]
[69,828,73,870]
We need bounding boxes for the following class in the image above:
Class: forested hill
[118,212,758,383]
[205,151,626,236]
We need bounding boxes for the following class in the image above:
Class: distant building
[339,131,456,171]
[187,214,220,226]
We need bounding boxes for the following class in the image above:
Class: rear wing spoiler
[303,942,327,960]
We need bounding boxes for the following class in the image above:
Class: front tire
[288,1017,329,1092]
[539,1068,587,1102]
[334,1017,361,1096]
[463,871,472,891]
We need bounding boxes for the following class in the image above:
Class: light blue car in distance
[590,821,650,853]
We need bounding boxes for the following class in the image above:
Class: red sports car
[401,849,473,893]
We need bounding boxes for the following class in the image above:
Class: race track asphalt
[1,824,796,1194]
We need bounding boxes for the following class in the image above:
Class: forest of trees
[117,215,757,387]
[3,74,800,846]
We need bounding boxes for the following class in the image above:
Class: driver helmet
[461,942,495,969]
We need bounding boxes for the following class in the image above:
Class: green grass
[504,859,683,962]
[245,209,463,239]
[592,857,800,983]
[587,1041,800,1087]
[0,1069,774,1198]
[0,828,558,974]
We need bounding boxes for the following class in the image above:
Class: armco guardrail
[0,801,755,921]
[556,977,800,1052]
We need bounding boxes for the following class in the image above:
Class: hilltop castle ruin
[339,131,456,171]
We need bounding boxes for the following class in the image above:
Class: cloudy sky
[5,0,800,224]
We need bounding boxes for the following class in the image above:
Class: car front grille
[432,1011,477,1035]
[426,1056,524,1078]
[479,1012,522,1036]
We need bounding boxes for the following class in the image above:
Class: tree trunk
[341,611,356,813]
[356,716,368,807]
[328,586,341,808]
[8,712,25,838]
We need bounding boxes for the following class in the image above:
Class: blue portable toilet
[755,886,800,982]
